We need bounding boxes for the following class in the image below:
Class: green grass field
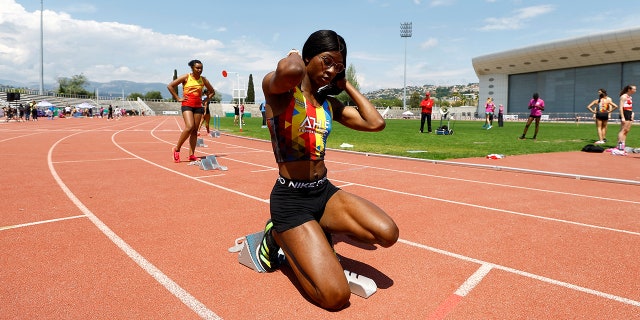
[211,116,638,160]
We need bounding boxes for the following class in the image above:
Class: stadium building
[472,27,640,119]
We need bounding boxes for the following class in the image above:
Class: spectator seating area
[0,88,155,116]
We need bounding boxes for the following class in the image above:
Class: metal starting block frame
[196,138,208,147]
[228,231,378,298]
[210,115,221,138]
[199,155,227,171]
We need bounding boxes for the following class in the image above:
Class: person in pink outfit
[483,97,495,129]
[519,92,545,140]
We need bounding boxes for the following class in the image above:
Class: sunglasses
[319,55,345,73]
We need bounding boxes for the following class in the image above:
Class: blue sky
[2,0,639,100]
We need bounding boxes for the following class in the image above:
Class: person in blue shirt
[259,101,267,128]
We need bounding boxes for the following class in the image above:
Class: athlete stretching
[257,30,399,310]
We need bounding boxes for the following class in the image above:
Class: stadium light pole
[400,22,412,111]
[39,0,44,95]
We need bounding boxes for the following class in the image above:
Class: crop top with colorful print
[182,74,204,107]
[267,86,333,163]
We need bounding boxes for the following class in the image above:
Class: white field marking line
[48,127,221,320]
[327,159,640,205]
[52,157,138,164]
[144,128,640,305]
[153,130,640,230]
[206,134,639,204]
[147,127,640,307]
[338,150,640,186]
[399,239,640,307]
[0,215,86,231]
[152,129,640,229]
[217,137,640,306]
[199,138,271,154]
[120,125,268,203]
[0,132,43,143]
[149,120,275,171]
[251,168,279,173]
[195,173,226,179]
[455,264,493,297]
[332,178,640,237]
[47,123,221,319]
[335,183,356,188]
[174,116,183,131]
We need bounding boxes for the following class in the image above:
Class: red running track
[1,116,639,319]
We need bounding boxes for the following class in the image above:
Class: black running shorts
[181,106,204,114]
[270,175,340,233]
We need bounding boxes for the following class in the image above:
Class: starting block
[344,270,377,298]
[229,231,377,298]
[210,131,221,138]
[231,231,269,273]
[196,138,208,147]
[199,155,227,171]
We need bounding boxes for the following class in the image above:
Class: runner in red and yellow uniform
[167,59,215,162]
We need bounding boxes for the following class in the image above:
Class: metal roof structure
[472,27,640,76]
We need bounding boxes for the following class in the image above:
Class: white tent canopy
[36,100,54,107]
[76,102,95,109]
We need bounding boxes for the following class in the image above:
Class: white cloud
[0,1,271,96]
[60,3,97,14]
[420,38,439,49]
[480,5,555,31]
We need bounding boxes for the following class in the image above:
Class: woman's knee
[316,282,351,310]
[377,221,399,247]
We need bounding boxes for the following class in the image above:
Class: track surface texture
[1,117,639,319]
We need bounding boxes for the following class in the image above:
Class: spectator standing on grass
[167,59,215,163]
[233,104,240,125]
[586,88,618,144]
[419,91,434,133]
[617,84,636,150]
[519,92,545,140]
[255,29,398,310]
[260,101,267,128]
[483,97,495,129]
[497,104,504,127]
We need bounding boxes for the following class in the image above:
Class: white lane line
[142,119,640,308]
[334,178,640,237]
[454,264,493,297]
[52,157,138,164]
[0,215,86,231]
[399,239,640,307]
[49,128,221,320]
[327,159,640,205]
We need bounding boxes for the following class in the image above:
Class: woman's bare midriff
[277,160,327,181]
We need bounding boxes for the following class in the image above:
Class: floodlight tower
[400,22,412,111]
[39,0,44,94]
